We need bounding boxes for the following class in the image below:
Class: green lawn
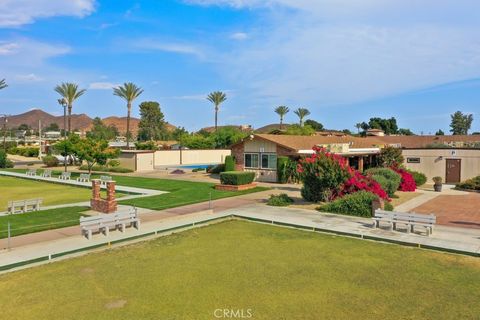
[1,169,269,210]
[0,176,92,210]
[0,206,90,238]
[0,221,478,319]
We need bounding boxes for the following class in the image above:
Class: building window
[261,154,277,169]
[244,153,259,168]
[407,157,421,163]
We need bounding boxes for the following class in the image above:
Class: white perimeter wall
[153,150,231,167]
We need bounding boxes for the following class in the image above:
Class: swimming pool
[175,164,216,169]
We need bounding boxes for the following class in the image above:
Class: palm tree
[274,106,289,130]
[0,79,7,90]
[355,122,363,134]
[294,108,310,127]
[113,82,143,148]
[54,83,86,133]
[207,91,227,131]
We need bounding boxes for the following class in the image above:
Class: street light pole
[1,114,8,150]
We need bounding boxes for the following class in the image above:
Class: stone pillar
[106,181,116,201]
[358,156,364,172]
[371,197,385,216]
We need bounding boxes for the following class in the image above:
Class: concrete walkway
[228,204,480,256]
[395,185,468,212]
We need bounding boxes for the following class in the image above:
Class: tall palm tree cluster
[275,106,311,127]
[52,82,144,149]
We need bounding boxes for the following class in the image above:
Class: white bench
[7,198,43,214]
[80,208,140,240]
[58,171,71,180]
[41,169,52,178]
[26,169,37,176]
[100,175,112,186]
[372,209,436,236]
[77,173,91,183]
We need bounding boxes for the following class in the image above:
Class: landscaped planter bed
[215,183,257,191]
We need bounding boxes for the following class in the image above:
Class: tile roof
[372,135,480,148]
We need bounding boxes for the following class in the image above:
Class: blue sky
[1,0,479,134]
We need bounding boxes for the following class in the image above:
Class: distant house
[231,134,383,182]
[231,133,480,183]
[44,131,62,139]
[366,128,385,136]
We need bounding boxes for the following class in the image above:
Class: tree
[54,83,86,133]
[294,108,310,127]
[210,127,248,148]
[137,101,166,141]
[170,127,189,140]
[180,134,215,149]
[87,117,119,141]
[113,82,144,148]
[72,137,120,173]
[367,117,398,135]
[450,111,473,135]
[379,146,404,167]
[0,79,7,90]
[355,122,363,134]
[45,123,60,132]
[207,91,227,131]
[435,129,445,136]
[398,128,414,136]
[304,119,324,131]
[274,106,289,129]
[285,124,315,136]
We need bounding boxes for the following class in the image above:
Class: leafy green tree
[180,134,215,149]
[274,106,289,129]
[113,82,144,148]
[54,83,86,133]
[72,137,120,174]
[137,101,166,141]
[0,79,7,90]
[170,127,189,140]
[435,129,445,136]
[207,91,227,131]
[285,124,315,136]
[45,123,60,132]
[379,146,404,167]
[398,128,414,136]
[87,117,119,141]
[304,119,324,131]
[211,127,248,148]
[294,108,310,127]
[450,111,473,135]
[368,117,398,135]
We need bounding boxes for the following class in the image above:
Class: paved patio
[412,192,480,229]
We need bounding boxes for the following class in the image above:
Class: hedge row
[220,171,255,185]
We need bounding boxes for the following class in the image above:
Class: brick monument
[90,179,117,213]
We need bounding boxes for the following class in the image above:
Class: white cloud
[188,0,480,107]
[230,32,248,40]
[130,39,204,57]
[0,42,19,55]
[0,0,96,27]
[15,73,43,82]
[89,82,120,90]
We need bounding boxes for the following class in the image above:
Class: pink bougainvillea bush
[297,146,390,202]
[392,167,416,192]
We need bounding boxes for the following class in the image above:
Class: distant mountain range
[5,109,177,135]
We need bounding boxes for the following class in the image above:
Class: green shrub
[107,159,120,168]
[456,176,480,191]
[0,149,13,168]
[135,141,158,150]
[318,191,379,217]
[207,164,225,174]
[192,167,206,172]
[220,171,255,185]
[406,169,427,186]
[42,155,59,167]
[79,164,133,173]
[384,202,394,211]
[9,146,39,157]
[277,156,289,183]
[267,193,294,206]
[365,167,401,197]
[224,155,235,172]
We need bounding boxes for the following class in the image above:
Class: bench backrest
[409,212,436,224]
[61,172,71,177]
[79,173,90,179]
[80,215,104,226]
[44,169,52,174]
[27,169,36,174]
[375,209,436,224]
[100,175,112,182]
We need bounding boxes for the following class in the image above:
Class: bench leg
[87,230,92,240]
[410,224,415,233]
[391,222,396,231]
[120,224,125,233]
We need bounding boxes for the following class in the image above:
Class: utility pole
[38,119,43,158]
[58,98,68,172]
[1,114,8,150]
